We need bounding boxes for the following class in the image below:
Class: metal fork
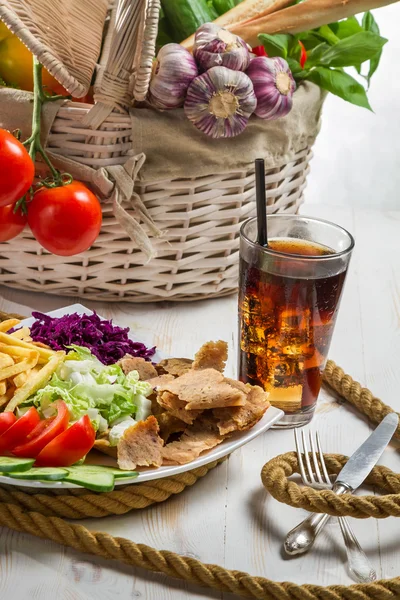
[284,430,377,583]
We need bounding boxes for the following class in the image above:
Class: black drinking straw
[255,158,268,247]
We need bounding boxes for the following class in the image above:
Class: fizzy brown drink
[238,238,347,414]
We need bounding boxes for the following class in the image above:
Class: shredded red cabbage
[29,311,156,365]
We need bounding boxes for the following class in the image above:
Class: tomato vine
[15,57,72,214]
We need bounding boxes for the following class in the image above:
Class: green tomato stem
[16,58,72,214]
[29,58,61,183]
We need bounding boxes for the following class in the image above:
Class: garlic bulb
[193,23,251,72]
[184,66,257,139]
[148,44,198,110]
[246,57,296,120]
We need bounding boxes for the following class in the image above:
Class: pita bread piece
[117,415,164,470]
[214,385,270,435]
[119,356,158,380]
[158,391,202,424]
[192,340,228,373]
[93,438,118,459]
[156,412,187,442]
[148,374,175,389]
[162,419,224,465]
[159,368,246,410]
[157,357,193,377]
[148,374,176,416]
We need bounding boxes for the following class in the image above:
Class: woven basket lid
[0,0,109,98]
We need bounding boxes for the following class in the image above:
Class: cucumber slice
[113,470,138,480]
[0,457,35,473]
[65,467,115,492]
[8,467,68,481]
[74,465,138,479]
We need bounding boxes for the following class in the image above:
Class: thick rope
[261,452,400,518]
[1,314,400,598]
[0,460,225,519]
[323,360,400,438]
[0,500,399,600]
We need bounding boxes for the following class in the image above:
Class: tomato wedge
[35,415,95,467]
[12,400,69,458]
[0,412,16,436]
[0,407,40,453]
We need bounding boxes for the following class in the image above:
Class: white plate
[0,304,283,489]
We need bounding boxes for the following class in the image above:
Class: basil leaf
[362,11,382,86]
[317,25,340,45]
[305,67,372,110]
[258,33,292,58]
[286,58,306,78]
[296,31,330,50]
[367,51,382,85]
[362,11,380,34]
[318,31,387,68]
[329,17,363,39]
[305,42,330,67]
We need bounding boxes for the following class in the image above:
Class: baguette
[234,0,295,24]
[229,0,397,46]
[214,0,283,26]
[181,0,287,49]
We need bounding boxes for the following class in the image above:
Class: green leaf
[362,11,380,34]
[295,31,331,50]
[258,33,292,58]
[318,31,387,68]
[329,17,363,39]
[367,50,382,85]
[305,67,372,110]
[305,42,330,67]
[362,11,382,86]
[286,57,306,79]
[316,25,340,45]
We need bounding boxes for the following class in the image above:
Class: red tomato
[27,181,102,256]
[0,203,27,242]
[0,129,35,208]
[0,412,16,435]
[12,400,69,458]
[0,407,40,453]
[35,415,95,467]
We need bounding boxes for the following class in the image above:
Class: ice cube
[277,307,314,358]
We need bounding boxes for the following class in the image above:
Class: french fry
[24,336,33,342]
[0,352,14,368]
[0,381,6,395]
[0,350,39,381]
[32,341,52,349]
[0,387,15,409]
[0,332,55,362]
[13,370,31,388]
[0,319,21,332]
[5,351,65,412]
[0,344,39,358]
[9,327,31,340]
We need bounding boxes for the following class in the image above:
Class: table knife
[284,412,399,555]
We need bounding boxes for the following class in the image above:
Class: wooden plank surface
[0,204,399,599]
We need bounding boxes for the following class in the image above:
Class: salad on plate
[0,309,271,491]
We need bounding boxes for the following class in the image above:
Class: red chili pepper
[298,40,307,68]
[252,46,267,57]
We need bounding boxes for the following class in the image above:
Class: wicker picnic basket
[0,0,324,302]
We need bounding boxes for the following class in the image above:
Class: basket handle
[132,0,160,102]
[82,0,160,129]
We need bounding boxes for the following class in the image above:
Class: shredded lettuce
[27,345,152,426]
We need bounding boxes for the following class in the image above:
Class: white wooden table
[0,203,399,600]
